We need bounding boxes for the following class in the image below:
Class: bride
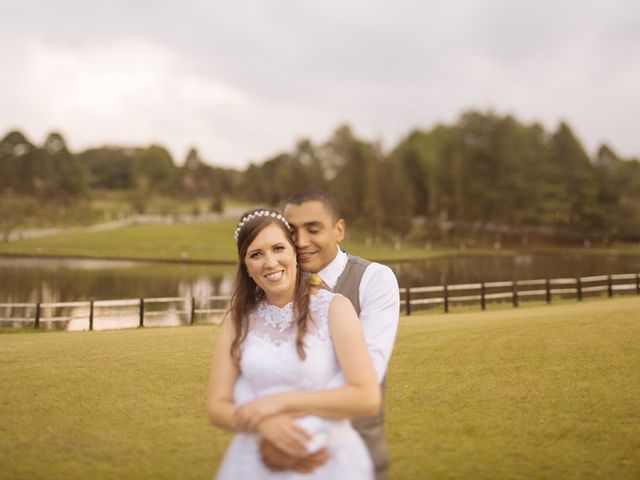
[207,208,380,479]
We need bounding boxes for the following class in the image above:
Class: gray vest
[333,254,389,478]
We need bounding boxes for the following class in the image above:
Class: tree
[180,147,211,198]
[321,125,370,223]
[241,163,267,203]
[379,158,413,243]
[77,147,135,189]
[41,132,87,200]
[546,122,599,237]
[132,145,177,193]
[130,145,177,212]
[0,130,36,195]
[389,130,429,218]
[285,139,327,194]
[594,145,640,242]
[361,145,385,241]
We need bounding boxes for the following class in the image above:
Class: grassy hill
[2,217,639,264]
[1,297,639,479]
[0,220,475,263]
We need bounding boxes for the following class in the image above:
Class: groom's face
[283,200,345,273]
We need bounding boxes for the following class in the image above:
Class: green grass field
[0,221,489,263]
[3,218,639,264]
[1,297,639,479]
[0,221,240,262]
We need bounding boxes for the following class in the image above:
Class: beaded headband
[234,209,291,243]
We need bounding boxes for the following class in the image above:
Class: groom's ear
[335,218,345,243]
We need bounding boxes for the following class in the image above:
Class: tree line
[1,110,639,245]
[0,131,236,214]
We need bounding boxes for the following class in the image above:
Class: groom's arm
[302,262,400,390]
[358,262,400,382]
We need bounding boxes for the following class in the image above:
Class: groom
[248,188,400,480]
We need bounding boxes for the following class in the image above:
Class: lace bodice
[239,289,338,397]
[218,288,374,479]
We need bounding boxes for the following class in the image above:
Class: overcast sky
[2,1,639,167]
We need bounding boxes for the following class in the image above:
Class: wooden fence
[1,273,638,330]
[0,296,230,330]
[401,273,640,315]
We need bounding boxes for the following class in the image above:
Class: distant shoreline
[1,247,639,267]
[0,251,237,266]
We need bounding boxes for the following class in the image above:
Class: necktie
[307,273,331,291]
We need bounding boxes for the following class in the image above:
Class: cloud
[1,0,639,166]
[0,37,255,164]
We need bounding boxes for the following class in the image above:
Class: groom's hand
[291,448,330,474]
[256,414,330,473]
[256,413,310,458]
[259,440,297,471]
[259,439,329,473]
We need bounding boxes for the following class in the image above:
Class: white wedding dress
[216,289,373,479]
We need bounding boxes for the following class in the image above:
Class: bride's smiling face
[244,223,297,306]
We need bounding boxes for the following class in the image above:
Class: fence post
[444,285,449,313]
[405,288,411,316]
[480,282,486,310]
[576,277,582,301]
[89,300,94,331]
[512,281,518,308]
[546,279,551,304]
[607,275,613,298]
[35,302,41,330]
[190,296,196,325]
[139,298,145,327]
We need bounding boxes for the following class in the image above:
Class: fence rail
[1,273,639,330]
[0,295,229,330]
[401,272,640,315]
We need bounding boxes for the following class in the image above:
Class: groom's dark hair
[283,188,341,222]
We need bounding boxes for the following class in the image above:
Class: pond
[2,253,639,303]
[1,252,638,330]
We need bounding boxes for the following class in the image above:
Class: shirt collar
[317,247,348,289]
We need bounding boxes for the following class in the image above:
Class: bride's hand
[234,394,289,431]
[257,414,311,458]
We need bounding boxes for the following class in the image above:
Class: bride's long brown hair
[229,209,311,364]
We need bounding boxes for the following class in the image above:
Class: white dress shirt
[233,248,400,402]
[316,248,400,382]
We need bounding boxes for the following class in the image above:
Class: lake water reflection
[2,253,639,303]
[0,257,235,304]
[392,252,640,287]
